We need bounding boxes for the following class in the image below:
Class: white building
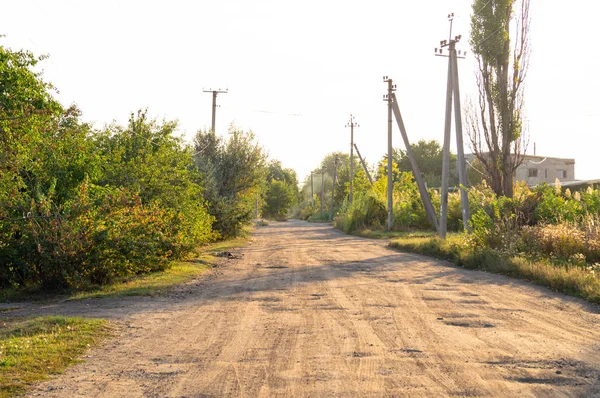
[466,154,575,186]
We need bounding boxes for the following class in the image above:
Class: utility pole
[329,156,338,221]
[255,193,259,220]
[390,90,440,232]
[435,12,471,237]
[383,76,395,231]
[345,115,359,203]
[354,143,373,186]
[320,168,325,216]
[310,171,314,209]
[202,88,228,133]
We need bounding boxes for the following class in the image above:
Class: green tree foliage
[467,0,530,198]
[262,160,299,220]
[0,45,214,288]
[194,128,267,238]
[263,180,297,220]
[394,140,457,188]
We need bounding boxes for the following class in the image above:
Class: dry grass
[390,235,600,304]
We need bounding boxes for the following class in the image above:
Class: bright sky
[2,0,599,182]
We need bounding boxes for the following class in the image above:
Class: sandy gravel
[7,220,600,397]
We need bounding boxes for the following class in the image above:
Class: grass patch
[389,234,600,304]
[71,236,249,300]
[0,316,108,397]
[350,228,436,240]
[0,236,250,303]
[307,212,332,223]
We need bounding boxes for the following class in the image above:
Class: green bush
[0,180,215,288]
[335,191,386,233]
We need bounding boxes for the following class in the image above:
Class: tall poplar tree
[467,0,530,197]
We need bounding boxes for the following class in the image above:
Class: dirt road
[16,220,600,397]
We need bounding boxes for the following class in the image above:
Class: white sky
[2,0,599,182]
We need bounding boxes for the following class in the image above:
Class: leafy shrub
[335,191,386,233]
[262,180,296,220]
[467,183,523,253]
[534,182,584,224]
[0,180,215,288]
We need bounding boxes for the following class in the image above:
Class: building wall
[465,154,575,186]
[516,156,575,186]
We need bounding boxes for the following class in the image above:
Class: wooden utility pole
[345,115,359,203]
[354,143,373,186]
[435,12,471,237]
[329,156,338,221]
[383,76,395,231]
[202,88,228,132]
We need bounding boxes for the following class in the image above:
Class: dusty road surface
[11,220,600,397]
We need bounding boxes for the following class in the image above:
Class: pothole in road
[459,299,489,305]
[443,320,495,328]
[350,351,373,358]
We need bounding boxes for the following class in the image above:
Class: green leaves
[194,128,267,237]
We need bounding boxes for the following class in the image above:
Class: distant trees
[467,0,531,198]
[262,161,299,220]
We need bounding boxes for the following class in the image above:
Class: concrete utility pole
[329,156,338,221]
[353,143,373,186]
[255,193,259,220]
[383,76,395,231]
[320,168,325,216]
[203,88,228,132]
[390,91,440,232]
[435,12,471,237]
[345,115,359,203]
[310,171,314,209]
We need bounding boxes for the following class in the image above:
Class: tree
[467,0,530,198]
[394,140,457,188]
[263,180,296,220]
[262,160,299,220]
[193,127,267,237]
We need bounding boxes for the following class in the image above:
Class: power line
[474,25,504,48]
[474,0,492,16]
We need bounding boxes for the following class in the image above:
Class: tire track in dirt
[16,220,600,397]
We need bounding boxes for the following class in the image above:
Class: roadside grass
[69,236,250,300]
[389,234,600,304]
[0,236,250,303]
[350,228,436,240]
[307,212,331,223]
[0,316,108,398]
